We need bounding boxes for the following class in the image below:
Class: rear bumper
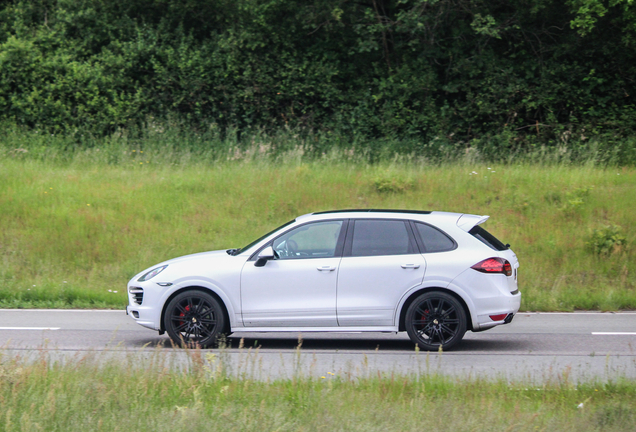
[472,291,521,331]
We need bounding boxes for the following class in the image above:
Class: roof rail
[313,209,432,215]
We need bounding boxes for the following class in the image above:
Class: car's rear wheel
[405,291,467,351]
[163,290,225,348]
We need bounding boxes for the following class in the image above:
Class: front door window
[273,220,343,259]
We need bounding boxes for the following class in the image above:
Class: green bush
[587,225,628,256]
[372,173,415,194]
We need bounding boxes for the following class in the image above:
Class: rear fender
[395,282,478,332]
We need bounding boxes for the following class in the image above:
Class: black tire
[163,290,226,348]
[405,291,467,351]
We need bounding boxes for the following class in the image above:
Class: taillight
[471,258,512,276]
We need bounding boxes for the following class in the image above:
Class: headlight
[138,265,168,282]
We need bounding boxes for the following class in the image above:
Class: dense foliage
[1,0,635,154]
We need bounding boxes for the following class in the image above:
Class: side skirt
[231,326,399,333]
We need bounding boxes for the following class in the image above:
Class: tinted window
[414,223,455,253]
[351,220,413,256]
[273,221,343,259]
[469,225,509,251]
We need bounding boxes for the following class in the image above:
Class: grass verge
[1,136,635,310]
[1,348,635,431]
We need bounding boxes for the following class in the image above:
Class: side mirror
[254,246,275,267]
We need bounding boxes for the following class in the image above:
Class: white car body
[126,210,521,349]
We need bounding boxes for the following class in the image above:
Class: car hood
[131,249,233,282]
[159,250,230,266]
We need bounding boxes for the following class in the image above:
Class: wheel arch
[398,287,473,332]
[160,286,231,334]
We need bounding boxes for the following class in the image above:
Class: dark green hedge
[1,0,635,148]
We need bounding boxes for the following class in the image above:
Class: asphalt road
[1,310,635,382]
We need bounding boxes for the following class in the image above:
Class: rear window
[469,226,509,251]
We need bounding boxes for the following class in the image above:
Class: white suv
[126,210,520,350]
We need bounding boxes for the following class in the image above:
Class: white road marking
[1,309,122,312]
[592,332,636,335]
[0,327,60,330]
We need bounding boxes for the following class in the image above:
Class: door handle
[317,266,336,272]
[401,264,421,269]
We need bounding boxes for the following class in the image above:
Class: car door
[336,219,426,326]
[240,220,345,327]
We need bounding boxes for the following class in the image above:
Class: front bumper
[126,304,159,330]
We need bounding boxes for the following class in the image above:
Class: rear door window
[349,220,416,257]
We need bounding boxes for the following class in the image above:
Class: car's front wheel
[163,290,226,348]
[405,291,467,351]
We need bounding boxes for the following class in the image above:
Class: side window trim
[333,219,350,258]
[405,220,422,253]
[408,220,426,253]
[343,218,353,257]
[343,218,419,257]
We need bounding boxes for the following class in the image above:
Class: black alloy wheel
[405,291,467,351]
[163,290,225,348]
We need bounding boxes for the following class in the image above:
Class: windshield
[228,219,296,255]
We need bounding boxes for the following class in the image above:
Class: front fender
[158,278,239,331]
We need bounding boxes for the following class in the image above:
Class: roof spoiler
[457,214,489,232]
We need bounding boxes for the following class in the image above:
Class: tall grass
[0,348,635,431]
[1,129,635,310]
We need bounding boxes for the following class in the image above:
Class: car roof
[295,209,490,232]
